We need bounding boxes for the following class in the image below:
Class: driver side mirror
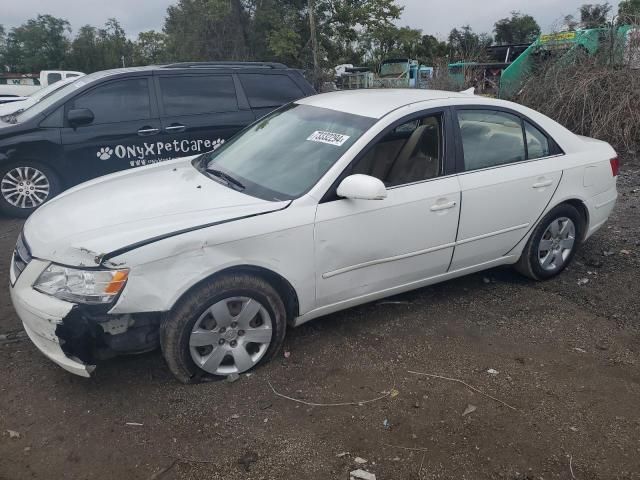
[337,174,387,201]
[67,108,94,127]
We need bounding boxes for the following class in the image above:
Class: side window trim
[319,106,455,203]
[452,105,564,174]
[64,76,156,127]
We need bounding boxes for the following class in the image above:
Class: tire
[515,203,585,281]
[160,273,287,384]
[0,162,61,218]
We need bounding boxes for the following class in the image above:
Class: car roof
[295,89,473,119]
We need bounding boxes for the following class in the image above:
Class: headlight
[34,264,129,305]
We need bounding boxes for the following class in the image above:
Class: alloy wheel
[537,217,576,272]
[1,166,51,209]
[189,296,273,375]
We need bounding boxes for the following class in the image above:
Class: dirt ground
[0,164,639,480]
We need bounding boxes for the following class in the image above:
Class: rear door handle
[137,127,160,136]
[533,179,554,189]
[165,124,186,133]
[430,201,457,212]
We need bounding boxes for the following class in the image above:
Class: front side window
[160,75,238,116]
[353,114,443,187]
[200,104,375,200]
[457,110,526,171]
[72,78,151,125]
[239,74,305,109]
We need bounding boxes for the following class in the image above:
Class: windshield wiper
[206,167,245,191]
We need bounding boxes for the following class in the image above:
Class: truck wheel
[160,273,287,384]
[515,203,584,281]
[0,162,61,218]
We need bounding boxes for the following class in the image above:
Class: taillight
[610,156,620,177]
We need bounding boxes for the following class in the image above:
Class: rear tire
[0,162,61,218]
[160,273,287,384]
[515,203,584,281]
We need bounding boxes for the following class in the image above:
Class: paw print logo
[97,147,113,161]
[211,138,225,151]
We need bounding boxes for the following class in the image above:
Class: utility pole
[308,0,320,89]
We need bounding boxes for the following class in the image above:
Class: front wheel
[0,162,61,217]
[160,274,287,384]
[515,203,584,280]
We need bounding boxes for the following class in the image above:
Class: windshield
[14,70,116,123]
[201,104,375,200]
[14,81,80,123]
[28,78,75,101]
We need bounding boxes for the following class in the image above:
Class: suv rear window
[239,74,305,109]
[159,75,238,116]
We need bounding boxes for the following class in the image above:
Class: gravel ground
[0,163,638,480]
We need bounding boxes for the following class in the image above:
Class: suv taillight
[610,157,620,177]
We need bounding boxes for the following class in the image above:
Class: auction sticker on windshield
[307,130,350,147]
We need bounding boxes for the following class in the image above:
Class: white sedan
[10,89,618,382]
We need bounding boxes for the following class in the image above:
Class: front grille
[12,232,32,282]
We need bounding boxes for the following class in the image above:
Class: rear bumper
[9,257,94,377]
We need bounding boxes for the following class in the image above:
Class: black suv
[0,62,315,217]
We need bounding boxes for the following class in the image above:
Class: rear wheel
[0,162,61,217]
[516,203,584,280]
[160,273,287,383]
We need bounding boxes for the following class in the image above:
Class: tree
[448,25,492,61]
[3,15,71,72]
[417,34,448,64]
[562,14,580,31]
[164,0,250,62]
[580,3,612,28]
[68,25,101,72]
[494,11,541,44]
[133,31,168,65]
[618,0,640,24]
[67,19,134,72]
[0,25,6,69]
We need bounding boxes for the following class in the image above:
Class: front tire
[160,274,287,384]
[516,203,584,281]
[0,162,61,217]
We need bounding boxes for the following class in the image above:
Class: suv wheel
[160,273,287,383]
[516,203,584,280]
[0,162,61,217]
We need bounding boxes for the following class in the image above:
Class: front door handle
[165,124,186,133]
[430,201,457,212]
[138,127,160,136]
[532,180,554,189]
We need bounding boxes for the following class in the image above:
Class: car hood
[0,99,31,117]
[24,158,289,267]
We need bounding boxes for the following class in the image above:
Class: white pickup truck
[0,70,84,103]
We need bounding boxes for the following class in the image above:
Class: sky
[3,0,624,39]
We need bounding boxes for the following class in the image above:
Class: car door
[155,73,255,159]
[450,108,564,270]
[314,110,461,307]
[61,76,163,181]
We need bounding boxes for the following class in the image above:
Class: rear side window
[72,78,151,125]
[457,110,526,171]
[159,75,238,116]
[239,74,305,109]
[524,121,550,159]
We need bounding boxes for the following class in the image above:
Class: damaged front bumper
[10,255,162,377]
[10,257,95,377]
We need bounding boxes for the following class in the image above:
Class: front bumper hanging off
[10,257,95,377]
